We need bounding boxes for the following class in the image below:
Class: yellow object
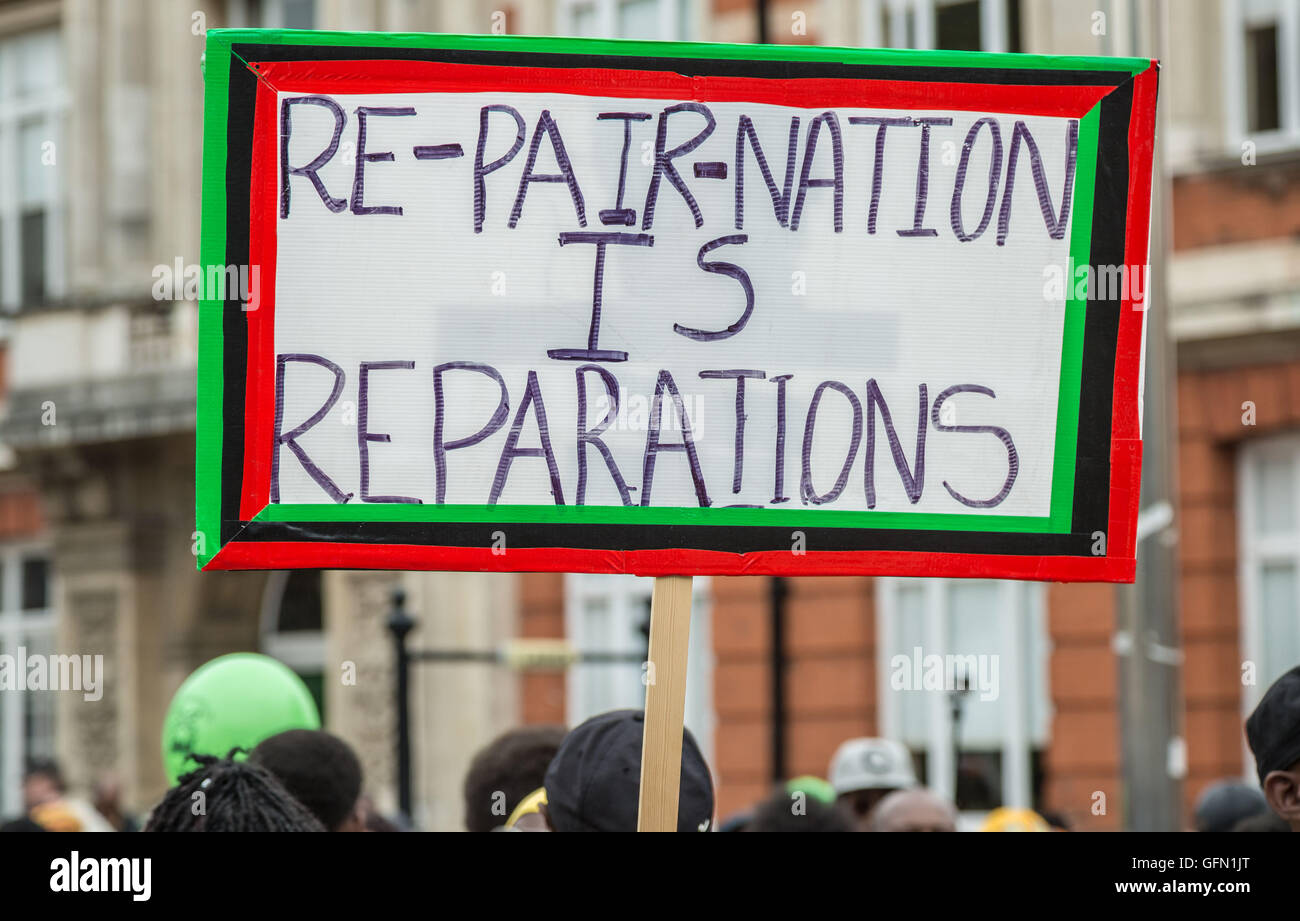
[505,787,548,828]
[979,807,1049,832]
[502,639,576,671]
[30,802,83,832]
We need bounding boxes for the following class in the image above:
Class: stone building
[0,0,1296,831]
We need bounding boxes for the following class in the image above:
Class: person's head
[359,795,402,832]
[249,729,364,832]
[1246,665,1300,831]
[745,789,854,832]
[1193,780,1268,833]
[827,738,917,831]
[92,773,124,816]
[979,807,1049,832]
[1039,810,1072,832]
[542,709,714,833]
[143,752,325,832]
[868,788,958,833]
[463,725,566,833]
[22,760,65,810]
[1230,810,1290,832]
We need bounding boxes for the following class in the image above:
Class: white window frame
[0,29,68,312]
[860,0,1009,53]
[556,0,694,42]
[563,573,713,762]
[0,542,54,817]
[1222,0,1300,155]
[1237,432,1300,779]
[875,577,1048,818]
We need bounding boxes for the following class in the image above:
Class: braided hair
[144,751,326,832]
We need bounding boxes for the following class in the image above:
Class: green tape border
[198,30,1128,564]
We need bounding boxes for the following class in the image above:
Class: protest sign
[197,31,1158,582]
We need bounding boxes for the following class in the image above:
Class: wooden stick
[637,574,694,832]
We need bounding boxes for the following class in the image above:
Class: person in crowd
[979,807,1049,832]
[745,788,854,832]
[1040,810,1072,831]
[827,738,918,832]
[143,753,325,832]
[716,811,754,832]
[463,724,566,832]
[365,811,403,832]
[249,729,364,832]
[868,788,958,832]
[23,759,111,832]
[1246,664,1300,831]
[1192,780,1268,832]
[541,709,713,832]
[93,772,139,833]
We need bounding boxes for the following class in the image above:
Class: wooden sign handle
[637,574,694,832]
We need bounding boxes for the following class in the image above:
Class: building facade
[0,0,1295,831]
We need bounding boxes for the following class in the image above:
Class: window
[1238,434,1300,775]
[228,0,316,30]
[0,30,66,311]
[1224,0,1300,151]
[861,0,1019,54]
[564,574,713,760]
[876,578,1050,816]
[0,546,54,817]
[558,0,694,41]
[260,570,325,718]
[1247,22,1282,132]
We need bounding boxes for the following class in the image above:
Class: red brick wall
[1042,583,1121,830]
[1177,357,1300,810]
[0,489,43,539]
[518,572,566,725]
[1171,162,1300,250]
[711,575,875,820]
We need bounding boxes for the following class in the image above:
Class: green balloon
[161,652,320,786]
[786,775,837,805]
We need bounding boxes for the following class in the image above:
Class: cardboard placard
[197,31,1157,581]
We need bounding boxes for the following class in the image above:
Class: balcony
[0,300,197,449]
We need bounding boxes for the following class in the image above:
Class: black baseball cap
[543,709,714,832]
[1246,665,1300,784]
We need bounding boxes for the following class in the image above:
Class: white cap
[828,738,918,795]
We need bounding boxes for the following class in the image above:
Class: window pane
[1254,450,1296,535]
[893,584,929,746]
[1006,0,1022,53]
[936,0,982,51]
[22,630,57,766]
[578,593,647,718]
[20,120,53,208]
[1245,24,1281,133]
[618,0,661,39]
[569,3,599,36]
[883,4,916,48]
[277,569,322,631]
[22,557,49,611]
[947,581,1006,750]
[17,32,60,96]
[1261,562,1299,686]
[21,210,46,304]
[283,0,315,30]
